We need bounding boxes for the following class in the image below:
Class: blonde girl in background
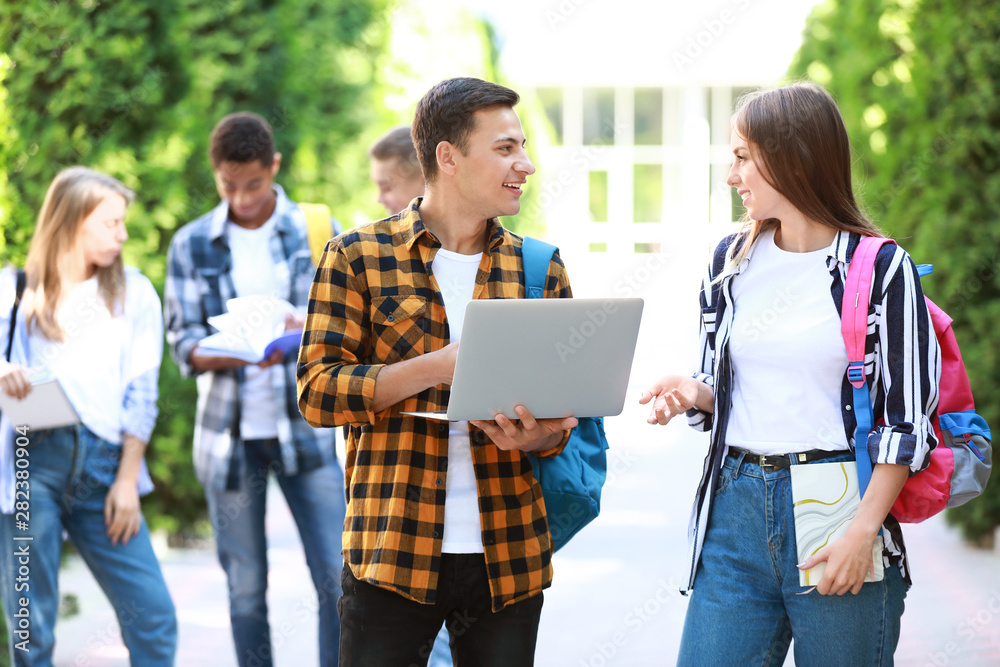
[0,167,176,666]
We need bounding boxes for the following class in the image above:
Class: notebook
[791,460,884,587]
[402,297,644,422]
[0,379,81,430]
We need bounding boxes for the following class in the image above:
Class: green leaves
[0,0,393,538]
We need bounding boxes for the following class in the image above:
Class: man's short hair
[411,78,520,182]
[209,112,276,168]
[369,126,420,170]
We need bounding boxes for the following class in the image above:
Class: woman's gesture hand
[639,375,703,425]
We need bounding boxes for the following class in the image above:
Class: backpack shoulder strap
[6,269,26,363]
[298,202,336,266]
[521,237,558,299]
[842,236,896,497]
[842,236,897,378]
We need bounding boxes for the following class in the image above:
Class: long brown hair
[723,82,883,275]
[23,167,134,341]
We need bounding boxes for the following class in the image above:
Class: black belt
[726,446,847,469]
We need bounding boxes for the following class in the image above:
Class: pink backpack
[843,236,992,523]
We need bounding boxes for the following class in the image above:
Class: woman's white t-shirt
[725,229,850,454]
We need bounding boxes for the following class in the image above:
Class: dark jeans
[339,553,543,667]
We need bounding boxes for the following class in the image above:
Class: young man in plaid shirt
[298,78,578,666]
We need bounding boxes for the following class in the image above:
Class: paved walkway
[50,243,1000,666]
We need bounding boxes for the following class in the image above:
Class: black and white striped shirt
[683,230,941,593]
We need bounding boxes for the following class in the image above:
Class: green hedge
[790,0,1000,543]
[1,0,392,537]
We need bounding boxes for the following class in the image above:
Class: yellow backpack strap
[298,202,335,266]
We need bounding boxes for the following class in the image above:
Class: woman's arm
[105,433,146,546]
[109,271,163,545]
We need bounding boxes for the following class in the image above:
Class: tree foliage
[791,0,1000,542]
[0,0,392,538]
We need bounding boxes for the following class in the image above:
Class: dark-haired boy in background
[164,112,345,667]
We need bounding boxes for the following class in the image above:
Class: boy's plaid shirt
[297,200,572,611]
[164,186,336,491]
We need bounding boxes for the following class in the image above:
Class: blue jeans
[677,450,906,666]
[339,553,543,667]
[0,425,177,666]
[427,623,452,667]
[205,438,346,667]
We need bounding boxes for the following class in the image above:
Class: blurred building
[471,0,823,255]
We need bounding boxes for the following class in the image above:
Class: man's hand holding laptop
[471,406,578,453]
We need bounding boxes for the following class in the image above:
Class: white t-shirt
[227,216,280,439]
[432,247,485,553]
[25,270,161,446]
[725,229,849,454]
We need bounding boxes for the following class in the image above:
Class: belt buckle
[759,453,789,469]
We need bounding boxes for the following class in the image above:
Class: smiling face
[214,156,281,228]
[728,129,793,222]
[77,193,128,278]
[452,106,536,220]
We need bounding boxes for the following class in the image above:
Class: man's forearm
[371,350,449,413]
[187,344,250,372]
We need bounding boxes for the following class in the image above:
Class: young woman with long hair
[641,83,940,665]
[0,167,176,666]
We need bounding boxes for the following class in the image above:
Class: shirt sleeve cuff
[533,428,572,458]
[354,364,386,425]
[685,372,714,432]
[868,419,935,473]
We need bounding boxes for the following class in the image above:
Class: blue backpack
[521,237,610,551]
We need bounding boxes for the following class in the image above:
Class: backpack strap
[299,202,337,267]
[842,236,896,497]
[521,237,557,299]
[5,269,26,363]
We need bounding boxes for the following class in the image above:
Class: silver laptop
[403,297,644,422]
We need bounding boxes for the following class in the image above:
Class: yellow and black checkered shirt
[297,201,572,612]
